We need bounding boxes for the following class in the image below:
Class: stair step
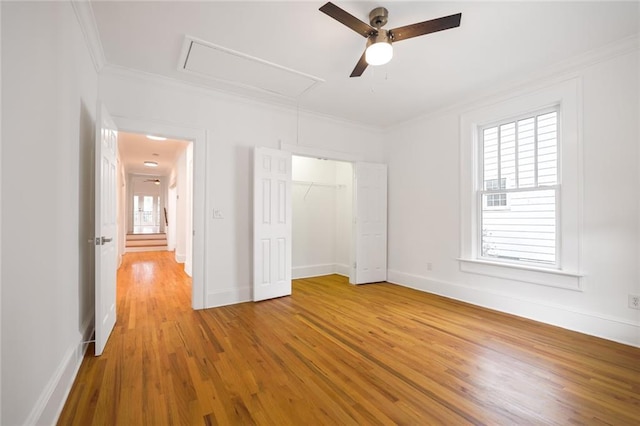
[126,239,168,247]
[126,233,166,241]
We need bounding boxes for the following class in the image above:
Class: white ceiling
[91,1,639,127]
[118,131,190,175]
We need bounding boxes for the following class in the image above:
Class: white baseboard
[334,263,350,277]
[387,270,640,348]
[292,263,350,279]
[206,286,252,309]
[292,264,335,279]
[175,252,186,263]
[204,263,352,308]
[27,316,93,425]
[204,264,352,309]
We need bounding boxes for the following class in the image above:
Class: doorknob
[101,236,113,244]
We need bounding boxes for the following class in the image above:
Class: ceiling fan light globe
[365,41,393,66]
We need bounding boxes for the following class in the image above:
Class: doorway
[252,146,388,301]
[112,117,206,310]
[291,155,353,280]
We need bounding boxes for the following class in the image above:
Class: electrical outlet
[629,295,640,310]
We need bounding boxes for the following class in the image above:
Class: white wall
[167,185,177,250]
[1,2,98,424]
[173,148,187,264]
[184,142,194,276]
[166,150,190,263]
[0,2,3,417]
[335,161,353,275]
[99,69,384,307]
[385,43,640,347]
[117,159,126,265]
[131,176,163,196]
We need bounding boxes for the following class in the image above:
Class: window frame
[459,79,583,291]
[477,107,561,268]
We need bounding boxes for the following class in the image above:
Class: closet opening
[291,155,354,282]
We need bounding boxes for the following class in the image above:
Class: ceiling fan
[319,2,462,77]
[145,178,161,185]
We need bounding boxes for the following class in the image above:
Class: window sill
[457,258,583,291]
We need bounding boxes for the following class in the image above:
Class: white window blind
[479,110,559,266]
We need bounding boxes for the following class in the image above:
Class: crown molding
[71,0,106,72]
[386,34,639,132]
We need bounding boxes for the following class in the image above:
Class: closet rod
[292,180,340,188]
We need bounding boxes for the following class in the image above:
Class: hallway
[58,251,192,424]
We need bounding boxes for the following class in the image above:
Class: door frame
[113,116,207,309]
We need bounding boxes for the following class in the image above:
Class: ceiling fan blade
[350,51,368,77]
[390,13,462,42]
[319,2,376,38]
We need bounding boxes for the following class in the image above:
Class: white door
[253,147,292,301]
[95,103,118,356]
[352,162,387,284]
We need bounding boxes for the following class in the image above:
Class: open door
[352,162,387,284]
[253,147,292,301]
[95,103,118,355]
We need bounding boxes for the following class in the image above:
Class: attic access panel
[179,36,323,99]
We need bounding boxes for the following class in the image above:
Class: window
[459,79,582,290]
[479,110,558,266]
[484,178,507,207]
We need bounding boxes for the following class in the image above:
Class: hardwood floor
[58,252,640,425]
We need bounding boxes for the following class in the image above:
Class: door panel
[95,103,118,355]
[353,162,387,284]
[253,147,292,301]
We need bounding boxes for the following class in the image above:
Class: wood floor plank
[58,252,640,425]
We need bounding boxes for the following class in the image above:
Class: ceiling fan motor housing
[369,7,388,28]
[366,30,391,48]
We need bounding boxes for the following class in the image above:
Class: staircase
[125,233,168,252]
